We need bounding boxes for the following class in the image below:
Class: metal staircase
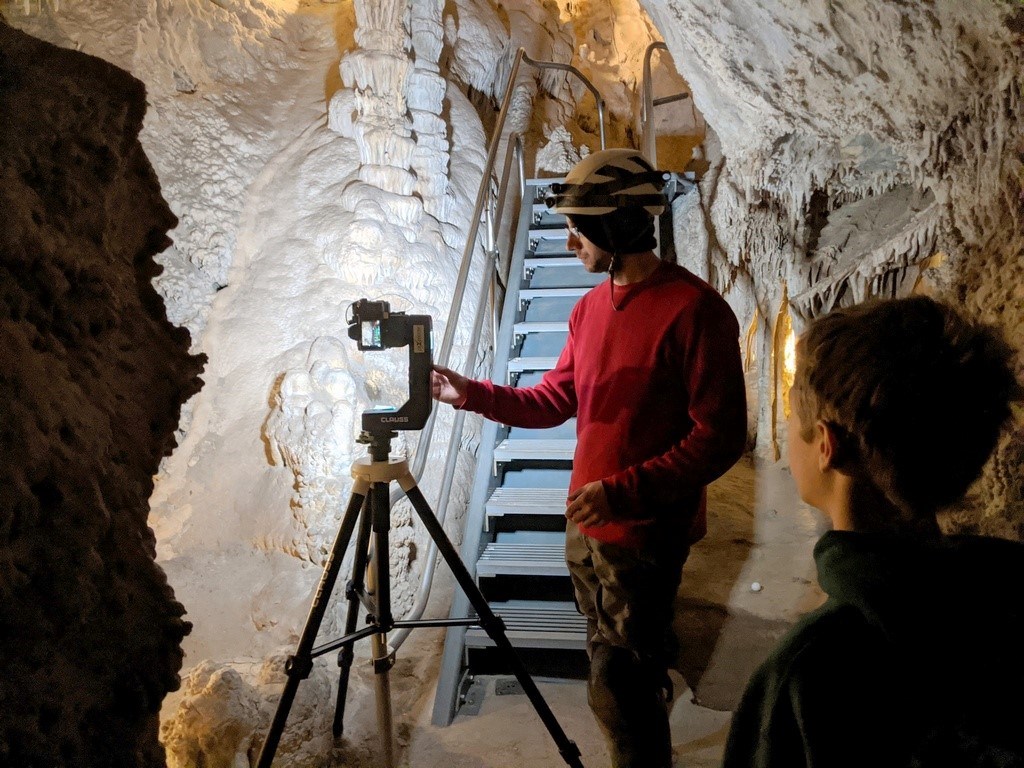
[431,179,604,724]
[427,42,697,727]
[431,171,697,725]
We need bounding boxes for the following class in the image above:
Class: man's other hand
[566,481,613,527]
[431,365,469,406]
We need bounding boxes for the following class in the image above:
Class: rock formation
[2,1,1022,766]
[0,20,203,766]
[651,2,1024,527]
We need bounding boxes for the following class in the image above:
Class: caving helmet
[545,148,669,254]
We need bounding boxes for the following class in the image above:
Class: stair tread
[519,286,589,301]
[465,600,586,649]
[529,226,569,240]
[493,438,575,462]
[486,487,567,517]
[526,266,604,289]
[477,541,568,577]
[481,542,566,556]
[524,256,578,269]
[513,320,569,333]
[507,356,558,372]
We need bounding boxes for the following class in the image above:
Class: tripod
[256,429,584,768]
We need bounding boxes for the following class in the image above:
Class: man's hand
[566,481,614,527]
[431,365,469,406]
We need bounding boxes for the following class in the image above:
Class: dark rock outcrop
[0,21,204,766]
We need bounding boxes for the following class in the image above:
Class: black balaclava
[571,207,657,254]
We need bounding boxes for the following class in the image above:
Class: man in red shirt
[432,148,747,767]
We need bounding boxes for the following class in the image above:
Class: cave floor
[327,456,824,767]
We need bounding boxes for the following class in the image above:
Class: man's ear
[816,420,844,471]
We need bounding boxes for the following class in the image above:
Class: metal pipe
[390,50,529,507]
[390,245,497,652]
[641,42,692,167]
[522,52,607,150]
[492,134,526,337]
[391,48,612,648]
[485,205,499,355]
[654,92,690,108]
[493,133,526,237]
[642,41,668,166]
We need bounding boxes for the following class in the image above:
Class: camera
[346,299,433,433]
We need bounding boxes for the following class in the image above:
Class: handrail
[390,49,609,650]
[522,52,607,150]
[641,41,690,167]
[386,49,526,509]
[387,48,530,652]
[492,133,527,306]
[391,134,527,652]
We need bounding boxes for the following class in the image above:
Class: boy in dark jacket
[723,295,1024,768]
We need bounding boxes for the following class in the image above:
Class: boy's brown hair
[791,295,1019,522]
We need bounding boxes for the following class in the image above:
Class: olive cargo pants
[565,520,689,768]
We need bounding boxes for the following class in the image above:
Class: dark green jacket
[723,529,1024,767]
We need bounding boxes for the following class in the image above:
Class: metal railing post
[390,48,613,649]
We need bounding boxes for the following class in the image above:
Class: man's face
[566,218,613,273]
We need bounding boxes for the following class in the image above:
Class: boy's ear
[816,420,846,471]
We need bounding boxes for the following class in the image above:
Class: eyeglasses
[566,224,581,239]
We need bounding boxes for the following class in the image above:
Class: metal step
[529,226,568,241]
[513,371,549,388]
[531,238,574,256]
[493,438,575,464]
[486,486,567,517]
[507,356,558,373]
[513,320,569,336]
[522,295,577,321]
[524,253,575,267]
[465,600,586,650]
[519,286,589,304]
[526,265,604,289]
[477,539,569,577]
[529,208,565,229]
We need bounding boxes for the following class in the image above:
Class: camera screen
[360,320,383,350]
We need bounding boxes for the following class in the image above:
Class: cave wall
[0,21,203,766]
[4,0,1023,765]
[647,0,1024,531]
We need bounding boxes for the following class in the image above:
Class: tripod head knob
[357,430,398,462]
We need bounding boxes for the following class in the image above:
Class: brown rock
[0,20,204,767]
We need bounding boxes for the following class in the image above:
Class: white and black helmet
[545,148,669,217]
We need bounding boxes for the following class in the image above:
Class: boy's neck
[826,474,940,537]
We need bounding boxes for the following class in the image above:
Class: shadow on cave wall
[0,21,204,766]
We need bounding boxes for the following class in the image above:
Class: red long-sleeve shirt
[460,262,747,548]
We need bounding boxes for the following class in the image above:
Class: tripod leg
[399,480,585,768]
[256,482,368,768]
[368,481,397,768]
[333,493,374,738]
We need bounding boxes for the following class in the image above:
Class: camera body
[347,299,433,433]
